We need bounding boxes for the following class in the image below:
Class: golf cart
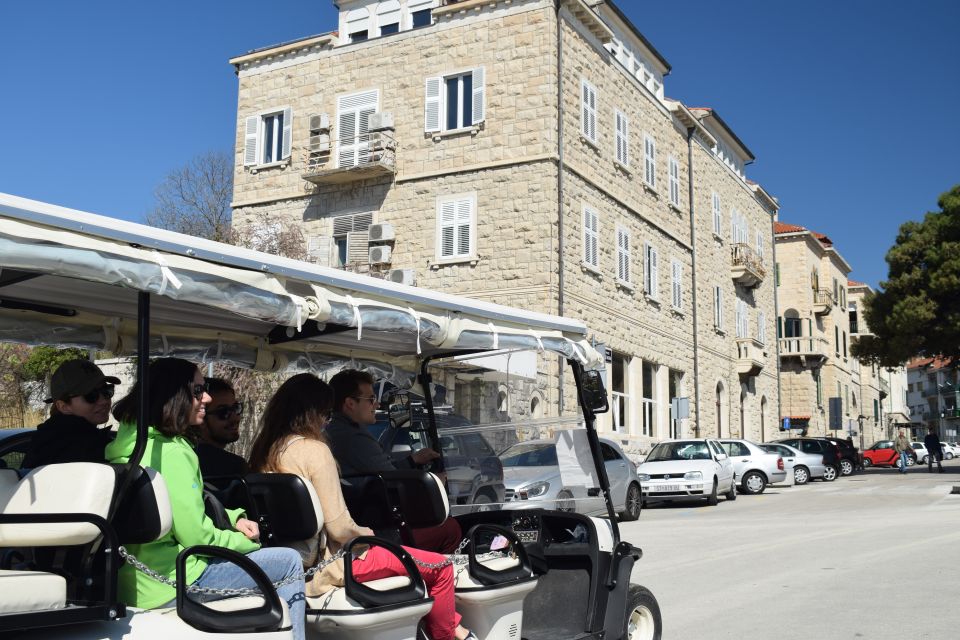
[0,192,662,640]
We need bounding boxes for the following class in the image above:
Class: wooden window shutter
[471,67,485,125]
[425,76,442,132]
[244,115,259,166]
[281,107,293,160]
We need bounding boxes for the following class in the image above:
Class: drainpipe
[685,127,701,437]
[555,0,566,414]
[771,216,783,439]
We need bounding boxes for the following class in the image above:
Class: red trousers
[410,516,463,554]
[353,545,461,640]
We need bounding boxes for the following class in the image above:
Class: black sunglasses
[75,384,115,404]
[189,381,210,401]
[208,402,243,420]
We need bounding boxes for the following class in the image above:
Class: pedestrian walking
[923,427,945,473]
[894,431,912,474]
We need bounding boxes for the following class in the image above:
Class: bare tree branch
[146,151,234,242]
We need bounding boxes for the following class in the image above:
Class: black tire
[706,479,719,506]
[822,465,838,481]
[623,584,662,640]
[556,490,576,512]
[620,483,642,521]
[840,459,854,476]
[794,465,810,485]
[725,478,737,501]
[472,489,498,513]
[741,470,766,495]
[862,458,873,468]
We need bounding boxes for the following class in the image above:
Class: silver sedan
[760,442,827,485]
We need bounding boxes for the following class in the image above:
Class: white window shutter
[650,246,658,298]
[244,115,259,166]
[672,260,682,309]
[471,67,485,125]
[281,107,293,160]
[583,207,599,268]
[338,110,358,168]
[616,227,630,282]
[756,229,764,258]
[715,287,723,329]
[425,76,442,132]
[456,198,472,256]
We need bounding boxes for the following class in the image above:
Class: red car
[863,440,916,468]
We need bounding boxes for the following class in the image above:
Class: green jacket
[105,423,259,609]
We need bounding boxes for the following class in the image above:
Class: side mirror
[579,369,609,414]
[715,453,728,461]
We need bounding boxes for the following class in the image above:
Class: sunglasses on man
[208,402,244,421]
[71,384,116,404]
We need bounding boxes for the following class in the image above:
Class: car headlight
[637,473,651,482]
[683,471,703,480]
[523,481,550,498]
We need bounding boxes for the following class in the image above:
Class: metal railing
[304,130,397,173]
[813,288,834,307]
[730,243,766,279]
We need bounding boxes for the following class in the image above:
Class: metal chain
[410,538,509,570]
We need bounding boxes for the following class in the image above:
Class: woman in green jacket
[106,358,305,640]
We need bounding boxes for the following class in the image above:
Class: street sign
[670,397,690,420]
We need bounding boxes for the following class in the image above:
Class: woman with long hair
[107,358,305,640]
[249,373,477,640]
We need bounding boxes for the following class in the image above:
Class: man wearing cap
[22,359,120,468]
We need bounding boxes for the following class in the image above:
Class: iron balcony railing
[730,243,766,284]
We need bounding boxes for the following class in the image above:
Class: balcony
[879,377,890,398]
[736,338,766,377]
[302,131,397,185]
[730,244,766,288]
[778,336,829,367]
[813,288,834,316]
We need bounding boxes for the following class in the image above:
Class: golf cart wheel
[624,584,662,640]
[840,459,854,476]
[620,483,642,521]
[862,458,872,468]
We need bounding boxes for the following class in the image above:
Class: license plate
[657,484,682,492]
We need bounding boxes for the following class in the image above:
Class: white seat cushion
[307,576,413,612]
[0,462,116,546]
[0,569,66,614]
[453,556,524,590]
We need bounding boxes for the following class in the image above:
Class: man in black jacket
[22,359,120,468]
[924,427,945,473]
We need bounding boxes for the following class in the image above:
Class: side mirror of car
[579,369,609,414]
[715,453,728,461]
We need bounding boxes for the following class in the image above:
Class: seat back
[342,470,449,532]
[244,473,322,545]
[113,466,173,544]
[0,463,116,546]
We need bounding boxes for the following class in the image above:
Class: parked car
[718,439,786,494]
[824,436,860,475]
[371,403,505,514]
[760,442,828,485]
[635,438,736,506]
[940,442,958,460]
[774,437,842,481]
[911,442,931,464]
[499,436,643,521]
[862,440,917,468]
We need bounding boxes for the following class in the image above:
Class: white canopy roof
[0,193,602,382]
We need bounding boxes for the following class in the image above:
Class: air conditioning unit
[309,113,330,132]
[309,133,330,153]
[368,222,395,243]
[368,111,395,131]
[388,268,416,286]
[369,245,393,265]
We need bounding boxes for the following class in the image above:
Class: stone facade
[229,0,780,453]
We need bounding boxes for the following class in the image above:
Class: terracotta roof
[774,222,806,234]
[848,279,867,287]
[908,355,957,370]
[812,232,833,246]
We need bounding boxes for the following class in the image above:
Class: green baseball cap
[45,359,121,403]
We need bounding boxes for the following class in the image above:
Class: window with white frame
[611,352,630,433]
[714,286,724,330]
[643,134,656,188]
[243,107,292,167]
[583,206,599,269]
[735,299,749,339]
[615,110,629,166]
[332,212,373,266]
[668,156,680,207]
[712,192,722,236]
[644,242,659,299]
[616,226,631,284]
[581,79,598,144]
[337,90,378,168]
[642,361,656,436]
[345,7,370,42]
[436,193,476,261]
[671,259,683,310]
[757,311,766,344]
[424,68,485,133]
[376,0,401,35]
[730,208,749,244]
[755,228,764,259]
[409,0,434,28]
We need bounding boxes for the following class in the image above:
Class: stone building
[906,356,958,441]
[228,0,779,449]
[846,281,892,447]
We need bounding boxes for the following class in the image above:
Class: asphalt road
[623,459,960,640]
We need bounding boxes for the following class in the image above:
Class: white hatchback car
[637,439,736,506]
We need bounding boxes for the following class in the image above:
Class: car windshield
[647,441,712,461]
[500,443,558,467]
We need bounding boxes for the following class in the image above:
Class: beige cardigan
[274,436,373,596]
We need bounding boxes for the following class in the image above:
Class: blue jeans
[899,452,910,472]
[193,547,305,640]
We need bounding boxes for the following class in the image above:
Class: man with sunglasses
[22,358,121,468]
[196,377,249,478]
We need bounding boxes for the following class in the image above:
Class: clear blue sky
[2,1,957,289]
